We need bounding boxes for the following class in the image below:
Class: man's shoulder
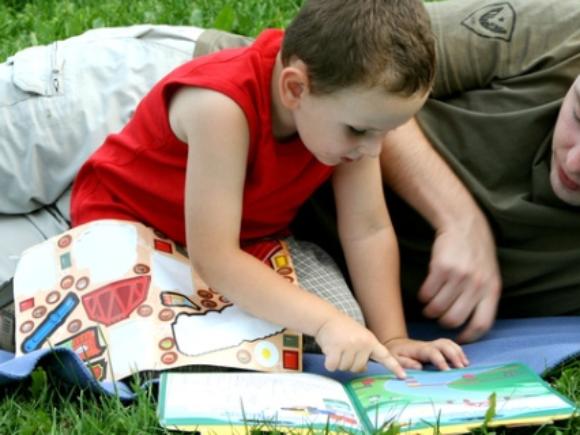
[194,29,253,58]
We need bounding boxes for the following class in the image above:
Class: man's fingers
[418,268,447,304]
[456,294,499,343]
[371,345,406,379]
[436,281,480,328]
[422,276,465,320]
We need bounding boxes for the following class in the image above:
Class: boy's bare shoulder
[168,86,248,144]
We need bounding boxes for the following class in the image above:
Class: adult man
[293,0,580,343]
[383,0,580,330]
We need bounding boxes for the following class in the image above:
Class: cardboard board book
[13,220,302,382]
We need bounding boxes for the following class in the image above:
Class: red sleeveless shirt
[71,30,334,245]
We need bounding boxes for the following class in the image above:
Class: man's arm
[380,118,501,343]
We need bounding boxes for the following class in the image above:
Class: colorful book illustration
[13,220,302,382]
[157,363,577,434]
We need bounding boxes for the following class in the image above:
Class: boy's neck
[271,53,297,141]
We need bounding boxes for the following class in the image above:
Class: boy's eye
[348,126,367,136]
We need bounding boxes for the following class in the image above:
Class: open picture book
[157,362,577,434]
[12,220,302,382]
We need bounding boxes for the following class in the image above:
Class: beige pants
[0,25,204,295]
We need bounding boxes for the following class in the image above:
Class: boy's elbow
[185,219,242,284]
[188,243,239,286]
[189,251,210,278]
[189,248,218,280]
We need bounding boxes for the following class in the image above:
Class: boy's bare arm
[380,118,501,343]
[332,157,406,343]
[171,87,331,334]
[169,88,403,375]
[333,156,467,369]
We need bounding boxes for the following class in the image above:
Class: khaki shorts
[0,25,205,302]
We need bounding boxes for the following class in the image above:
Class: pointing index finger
[371,345,406,379]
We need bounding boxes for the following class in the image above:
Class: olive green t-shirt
[388,0,580,316]
[294,0,580,318]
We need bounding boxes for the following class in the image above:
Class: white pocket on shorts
[3,41,63,106]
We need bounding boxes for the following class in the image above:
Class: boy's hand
[315,314,406,378]
[383,337,468,371]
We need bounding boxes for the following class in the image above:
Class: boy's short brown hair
[281,0,435,96]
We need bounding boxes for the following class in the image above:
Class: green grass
[0,363,578,434]
[0,0,299,62]
[0,0,579,433]
[0,368,163,434]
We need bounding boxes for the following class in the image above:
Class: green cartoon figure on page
[13,219,302,381]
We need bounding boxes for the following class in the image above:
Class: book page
[158,372,363,433]
[13,220,302,381]
[346,363,576,434]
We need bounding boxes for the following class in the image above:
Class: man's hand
[384,337,468,370]
[315,314,407,378]
[380,117,502,344]
[418,216,501,343]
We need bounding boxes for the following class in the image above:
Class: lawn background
[0,0,300,62]
[0,0,579,433]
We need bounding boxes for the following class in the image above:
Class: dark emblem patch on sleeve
[461,2,516,41]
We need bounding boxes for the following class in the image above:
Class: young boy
[71,0,467,375]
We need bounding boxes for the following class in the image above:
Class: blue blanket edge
[1,316,578,401]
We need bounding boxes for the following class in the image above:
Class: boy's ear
[279,60,309,109]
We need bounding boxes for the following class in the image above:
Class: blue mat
[305,316,580,385]
[1,317,578,401]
